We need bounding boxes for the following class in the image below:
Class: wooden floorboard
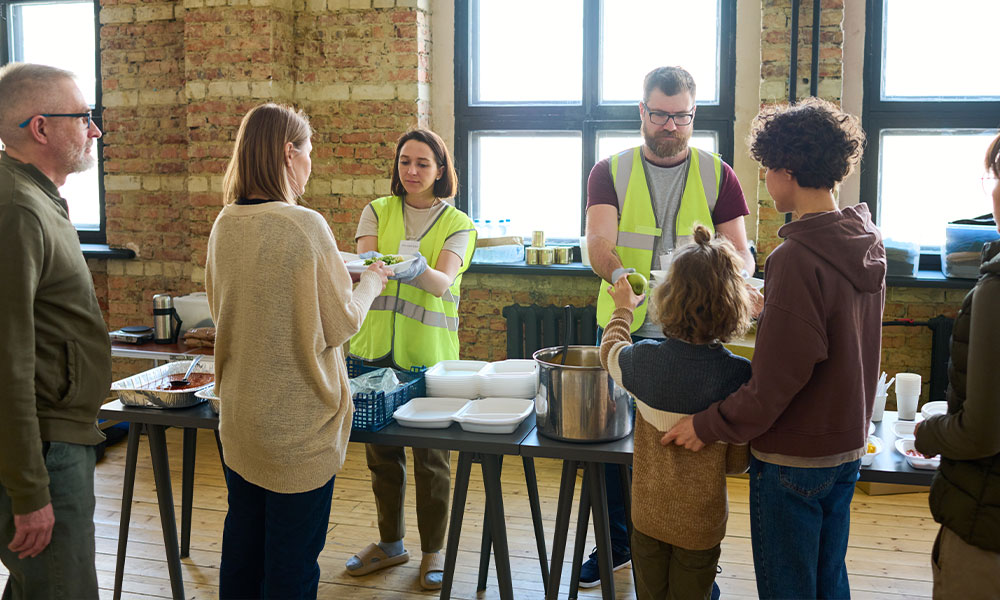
[1,428,935,598]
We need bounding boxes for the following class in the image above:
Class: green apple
[626,272,648,296]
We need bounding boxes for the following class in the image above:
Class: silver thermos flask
[152,294,182,344]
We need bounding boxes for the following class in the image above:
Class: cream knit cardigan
[206,202,383,493]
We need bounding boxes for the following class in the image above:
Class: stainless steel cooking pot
[533,345,634,443]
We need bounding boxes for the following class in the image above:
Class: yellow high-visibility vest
[596,146,722,332]
[349,196,477,370]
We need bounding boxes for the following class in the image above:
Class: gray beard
[64,146,95,175]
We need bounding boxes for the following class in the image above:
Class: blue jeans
[220,468,335,599]
[749,455,860,599]
[0,443,98,600]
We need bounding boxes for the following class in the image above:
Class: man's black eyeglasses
[642,103,695,126]
[18,111,93,129]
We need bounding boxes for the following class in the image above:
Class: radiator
[882,315,953,402]
[502,304,597,360]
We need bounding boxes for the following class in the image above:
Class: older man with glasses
[0,62,109,599]
[581,65,756,594]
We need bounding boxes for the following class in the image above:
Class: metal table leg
[480,455,514,600]
[522,456,549,593]
[440,451,473,600]
[112,423,142,600]
[180,427,197,558]
[587,462,615,600]
[147,425,185,600]
[569,466,592,600]
[545,459,579,600]
[477,455,503,591]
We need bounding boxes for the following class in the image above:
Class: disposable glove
[390,252,429,283]
[358,251,380,260]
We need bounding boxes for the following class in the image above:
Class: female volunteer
[206,103,390,598]
[346,128,476,590]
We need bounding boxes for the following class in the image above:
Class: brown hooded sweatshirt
[693,204,886,463]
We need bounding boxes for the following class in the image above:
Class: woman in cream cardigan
[206,103,391,599]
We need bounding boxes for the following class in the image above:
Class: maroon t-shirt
[585,153,749,225]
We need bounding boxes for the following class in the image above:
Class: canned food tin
[538,246,555,265]
[554,246,571,264]
[531,230,545,247]
[526,247,541,265]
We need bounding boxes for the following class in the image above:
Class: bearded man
[578,65,754,591]
[0,62,110,599]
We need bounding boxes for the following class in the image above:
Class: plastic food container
[477,359,538,399]
[921,401,948,419]
[895,439,940,470]
[112,360,215,409]
[393,397,471,428]
[424,360,487,398]
[884,239,920,277]
[455,398,534,434]
[861,435,883,467]
[391,397,533,434]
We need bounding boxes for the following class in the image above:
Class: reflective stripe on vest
[349,196,476,370]
[596,146,722,331]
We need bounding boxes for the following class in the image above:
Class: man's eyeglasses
[642,103,695,127]
[983,174,998,196]
[18,111,93,129]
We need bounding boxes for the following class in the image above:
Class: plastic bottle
[496,219,507,236]
[483,219,496,238]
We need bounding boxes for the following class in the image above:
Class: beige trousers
[365,443,451,553]
[932,525,1000,600]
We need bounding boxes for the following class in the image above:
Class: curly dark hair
[652,225,751,345]
[748,97,866,190]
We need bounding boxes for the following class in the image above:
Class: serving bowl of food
[861,435,883,466]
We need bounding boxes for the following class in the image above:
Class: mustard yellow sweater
[206,202,382,493]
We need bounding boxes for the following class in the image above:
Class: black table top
[349,413,537,455]
[99,399,219,429]
[860,411,936,486]
[520,427,634,465]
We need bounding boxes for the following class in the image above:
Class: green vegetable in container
[364,254,403,266]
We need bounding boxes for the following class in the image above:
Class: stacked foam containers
[393,359,537,433]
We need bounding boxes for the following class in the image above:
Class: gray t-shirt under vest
[635,153,690,338]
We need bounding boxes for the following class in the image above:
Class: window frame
[1,0,106,244]
[453,0,737,236]
[860,0,999,265]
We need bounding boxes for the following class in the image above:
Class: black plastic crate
[348,357,426,432]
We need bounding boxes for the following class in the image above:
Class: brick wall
[96,0,429,377]
[92,0,963,402]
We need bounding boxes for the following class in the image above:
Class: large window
[862,0,1000,255]
[455,0,736,242]
[2,0,104,243]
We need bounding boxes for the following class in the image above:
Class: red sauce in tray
[143,372,214,391]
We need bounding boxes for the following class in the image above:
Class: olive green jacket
[916,240,1000,552]
[0,151,110,514]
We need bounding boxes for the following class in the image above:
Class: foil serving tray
[112,360,215,409]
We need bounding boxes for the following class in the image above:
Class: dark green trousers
[0,443,98,600]
[365,444,451,553]
[631,528,721,600]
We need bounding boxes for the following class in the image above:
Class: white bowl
[861,435,883,467]
[393,397,470,429]
[921,401,948,419]
[894,438,940,470]
[892,420,917,440]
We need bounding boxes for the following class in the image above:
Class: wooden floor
[1,428,935,599]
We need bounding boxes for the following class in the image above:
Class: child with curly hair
[662,97,886,599]
[600,224,752,600]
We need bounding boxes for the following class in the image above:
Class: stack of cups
[895,372,922,420]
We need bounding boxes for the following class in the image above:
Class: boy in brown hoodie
[663,98,885,599]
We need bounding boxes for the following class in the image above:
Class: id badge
[398,239,421,256]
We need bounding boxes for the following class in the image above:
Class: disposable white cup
[872,393,887,422]
[579,236,591,266]
[897,393,919,420]
[659,252,674,270]
[895,372,922,396]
